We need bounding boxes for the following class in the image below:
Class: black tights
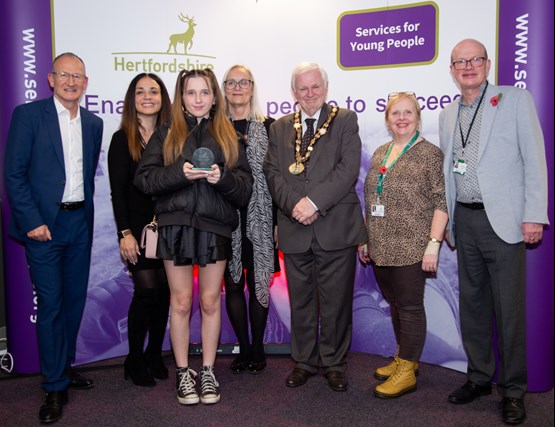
[224,269,269,361]
[127,268,170,358]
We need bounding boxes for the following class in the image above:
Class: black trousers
[373,262,427,361]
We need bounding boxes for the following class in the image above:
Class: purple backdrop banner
[498,0,554,392]
[1,1,54,373]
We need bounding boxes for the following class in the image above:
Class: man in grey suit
[4,53,103,424]
[439,39,548,425]
[264,62,366,392]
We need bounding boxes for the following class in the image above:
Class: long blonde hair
[163,68,238,168]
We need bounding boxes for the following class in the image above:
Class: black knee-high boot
[224,273,251,373]
[145,280,170,379]
[125,287,156,387]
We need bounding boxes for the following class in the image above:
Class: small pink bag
[140,217,159,259]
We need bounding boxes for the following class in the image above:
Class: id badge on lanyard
[371,204,385,217]
[453,159,467,175]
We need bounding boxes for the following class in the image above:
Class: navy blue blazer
[4,96,103,242]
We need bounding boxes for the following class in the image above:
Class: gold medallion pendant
[289,162,305,175]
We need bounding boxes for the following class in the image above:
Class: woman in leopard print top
[358,92,448,399]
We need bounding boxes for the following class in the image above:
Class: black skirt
[157,225,231,267]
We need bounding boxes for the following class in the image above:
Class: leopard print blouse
[363,139,447,266]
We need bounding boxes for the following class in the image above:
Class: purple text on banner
[337,2,438,70]
[497,0,554,393]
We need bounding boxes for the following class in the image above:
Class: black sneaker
[176,367,199,405]
[200,366,220,404]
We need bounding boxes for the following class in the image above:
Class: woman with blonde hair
[359,91,448,399]
[221,64,279,374]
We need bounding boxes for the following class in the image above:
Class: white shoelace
[201,367,219,395]
[178,368,198,396]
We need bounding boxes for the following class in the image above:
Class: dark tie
[301,118,316,156]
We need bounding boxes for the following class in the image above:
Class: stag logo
[167,13,197,55]
[111,11,215,76]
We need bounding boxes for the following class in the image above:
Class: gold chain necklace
[289,106,339,175]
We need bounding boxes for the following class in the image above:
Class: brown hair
[121,73,172,161]
[164,68,238,167]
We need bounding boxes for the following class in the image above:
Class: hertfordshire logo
[167,14,197,55]
[111,11,216,75]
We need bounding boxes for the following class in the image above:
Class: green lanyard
[376,131,420,197]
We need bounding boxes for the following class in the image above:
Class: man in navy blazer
[440,39,548,425]
[4,52,103,424]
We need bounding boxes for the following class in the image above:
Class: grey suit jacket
[439,83,548,244]
[263,103,366,254]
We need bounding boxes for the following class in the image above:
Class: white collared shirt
[54,97,84,203]
[300,107,323,212]
[301,108,322,134]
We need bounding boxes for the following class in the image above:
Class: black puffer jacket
[134,118,253,238]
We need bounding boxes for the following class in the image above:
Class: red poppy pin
[490,93,503,106]
[378,165,388,175]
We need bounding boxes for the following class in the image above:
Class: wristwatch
[117,229,133,239]
[429,237,442,244]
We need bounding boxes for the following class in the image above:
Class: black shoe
[66,368,94,390]
[39,390,68,424]
[230,355,250,374]
[124,355,156,387]
[500,397,526,425]
[448,381,492,404]
[248,358,267,374]
[146,353,169,380]
[324,371,348,392]
[285,368,315,388]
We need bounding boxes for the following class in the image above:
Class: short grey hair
[291,62,328,90]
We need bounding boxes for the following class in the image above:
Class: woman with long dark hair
[108,73,172,387]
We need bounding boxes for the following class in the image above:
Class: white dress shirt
[54,97,84,203]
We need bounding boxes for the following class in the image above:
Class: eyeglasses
[451,57,486,70]
[51,71,85,82]
[224,79,253,90]
[388,91,416,99]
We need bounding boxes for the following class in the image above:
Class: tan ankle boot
[374,355,420,380]
[374,358,417,399]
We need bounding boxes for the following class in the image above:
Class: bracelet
[117,229,133,239]
[424,240,440,256]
